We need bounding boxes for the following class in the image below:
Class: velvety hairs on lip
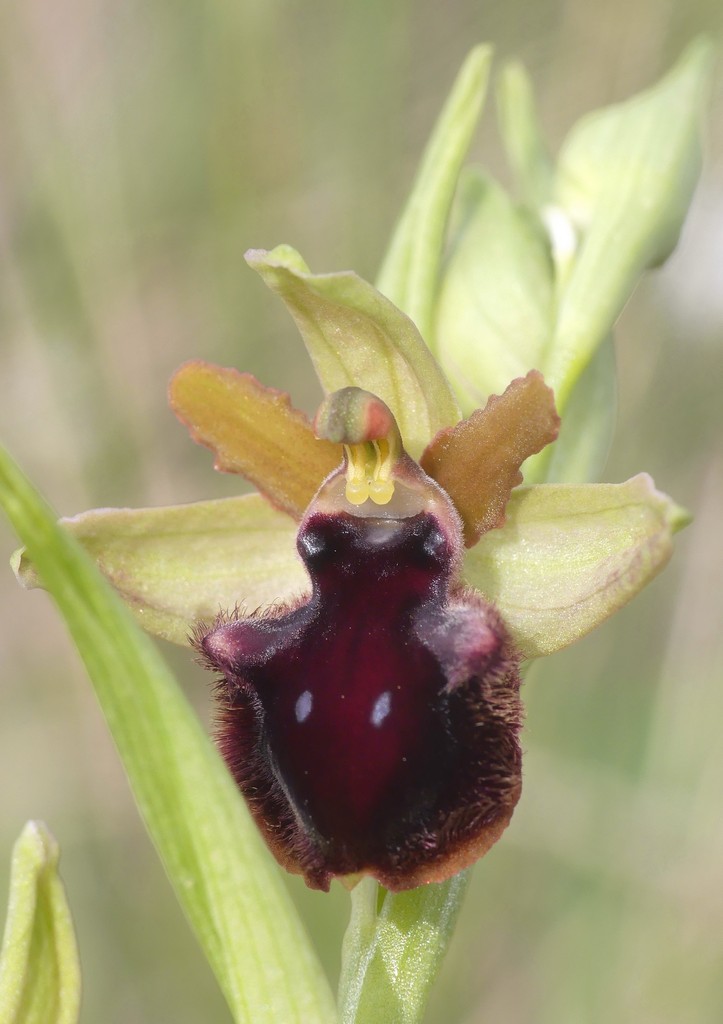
[195,388,523,892]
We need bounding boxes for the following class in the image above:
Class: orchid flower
[1,39,710,1024]
[12,242,688,891]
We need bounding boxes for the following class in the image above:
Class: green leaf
[338,873,469,1024]
[12,494,307,647]
[496,60,553,208]
[375,45,492,342]
[0,822,81,1024]
[246,245,460,458]
[433,170,554,413]
[547,39,713,410]
[0,446,335,1024]
[463,475,689,658]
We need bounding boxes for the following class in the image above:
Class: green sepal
[12,494,306,648]
[246,245,460,458]
[464,475,689,658]
[0,822,81,1024]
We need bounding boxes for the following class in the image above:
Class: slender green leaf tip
[496,59,553,207]
[376,45,492,343]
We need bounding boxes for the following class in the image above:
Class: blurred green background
[1,2,722,1022]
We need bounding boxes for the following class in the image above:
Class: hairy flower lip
[199,485,523,892]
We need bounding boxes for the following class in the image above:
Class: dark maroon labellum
[197,505,522,892]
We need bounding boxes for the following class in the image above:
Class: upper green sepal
[0,822,81,1024]
[245,245,460,459]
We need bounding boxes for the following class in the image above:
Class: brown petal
[169,360,341,519]
[420,370,559,546]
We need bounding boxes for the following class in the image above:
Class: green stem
[338,871,470,1024]
[338,877,379,1016]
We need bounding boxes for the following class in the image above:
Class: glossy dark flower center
[200,504,522,891]
[254,511,454,858]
